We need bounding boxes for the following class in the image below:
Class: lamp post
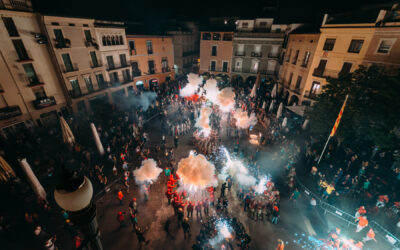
[54,169,103,250]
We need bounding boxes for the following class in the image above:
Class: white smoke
[216,87,236,112]
[180,73,203,97]
[234,108,257,129]
[255,176,270,194]
[133,159,163,184]
[195,107,212,137]
[131,92,157,111]
[209,220,233,247]
[203,79,219,103]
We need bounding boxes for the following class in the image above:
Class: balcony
[231,68,277,76]
[147,49,153,55]
[146,69,156,75]
[32,96,56,109]
[130,49,137,56]
[234,51,245,56]
[268,53,279,58]
[69,89,83,98]
[313,68,325,77]
[162,67,171,73]
[0,105,22,120]
[90,61,103,68]
[62,63,79,73]
[208,66,229,73]
[132,70,141,77]
[106,63,130,71]
[84,39,99,49]
[313,68,337,78]
[27,77,44,87]
[251,52,262,57]
[54,38,71,49]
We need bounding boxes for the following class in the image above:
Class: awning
[286,105,306,117]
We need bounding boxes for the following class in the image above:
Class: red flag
[330,95,349,137]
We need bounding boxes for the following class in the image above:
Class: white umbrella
[269,101,274,112]
[262,101,266,109]
[271,84,277,98]
[90,123,104,156]
[282,117,287,127]
[60,117,75,146]
[250,83,257,98]
[302,119,309,130]
[276,102,283,118]
[292,102,297,106]
[19,158,47,201]
[0,156,16,183]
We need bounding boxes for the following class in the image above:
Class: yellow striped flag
[330,95,349,137]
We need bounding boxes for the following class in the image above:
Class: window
[122,69,131,82]
[12,40,29,61]
[287,72,293,86]
[286,49,291,62]
[237,44,244,55]
[131,61,140,73]
[295,76,302,89]
[310,81,320,97]
[213,33,221,40]
[129,40,135,55]
[106,36,111,46]
[211,46,217,56]
[146,40,153,54]
[313,59,327,77]
[106,56,115,69]
[96,74,105,88]
[339,62,352,76]
[302,51,310,67]
[148,60,155,74]
[292,50,299,64]
[259,22,267,27]
[109,72,119,83]
[53,29,64,41]
[348,39,364,53]
[323,38,336,51]
[222,33,233,41]
[69,23,75,26]
[222,62,228,72]
[210,61,216,71]
[84,30,92,42]
[111,36,116,45]
[33,87,46,100]
[90,51,99,67]
[251,60,259,73]
[102,36,106,46]
[242,22,248,28]
[84,76,94,93]
[377,39,395,54]
[51,22,60,26]
[83,24,89,27]
[161,58,168,71]
[61,53,73,72]
[23,63,38,83]
[275,28,281,33]
[119,54,127,66]
[2,17,19,37]
[119,36,124,45]
[202,33,211,40]
[69,79,81,96]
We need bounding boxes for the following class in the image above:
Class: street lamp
[54,168,103,250]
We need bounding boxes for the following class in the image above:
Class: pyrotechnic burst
[219,147,256,186]
[176,153,217,199]
[133,159,162,184]
[203,79,219,103]
[217,87,236,112]
[234,108,257,129]
[180,73,203,97]
[249,134,260,145]
[195,107,212,137]
[209,219,233,246]
[254,176,271,194]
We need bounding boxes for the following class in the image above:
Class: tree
[306,65,400,151]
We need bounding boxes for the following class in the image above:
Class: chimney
[322,14,329,26]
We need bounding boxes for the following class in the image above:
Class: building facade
[0,5,67,136]
[280,6,400,105]
[232,18,286,84]
[199,31,233,76]
[40,16,134,114]
[126,35,175,90]
[168,22,200,75]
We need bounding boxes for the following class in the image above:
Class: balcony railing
[146,69,156,75]
[132,70,141,77]
[234,51,245,56]
[27,77,44,87]
[313,68,325,77]
[54,38,71,49]
[232,68,278,76]
[106,63,130,71]
[251,52,262,57]
[32,96,56,109]
[0,105,22,120]
[62,63,79,73]
[313,68,337,78]
[208,66,229,73]
[147,49,153,54]
[268,53,279,58]
[84,39,99,49]
[162,67,171,73]
[90,61,103,68]
[9,0,30,10]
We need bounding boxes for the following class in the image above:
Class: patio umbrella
[250,83,257,98]
[19,158,47,201]
[90,123,105,156]
[282,117,287,127]
[0,156,16,183]
[276,102,283,118]
[262,101,266,109]
[60,116,75,146]
[269,100,274,112]
[271,83,277,99]
[302,119,309,130]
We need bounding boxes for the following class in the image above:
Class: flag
[329,95,349,137]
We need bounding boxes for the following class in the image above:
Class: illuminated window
[348,39,364,53]
[377,39,395,54]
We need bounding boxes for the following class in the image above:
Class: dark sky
[31,0,393,25]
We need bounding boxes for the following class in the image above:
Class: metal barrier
[296,177,400,248]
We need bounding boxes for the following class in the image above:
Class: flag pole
[317,94,349,166]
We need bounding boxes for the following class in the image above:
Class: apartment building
[232,18,287,84]
[40,16,133,114]
[0,2,67,136]
[167,22,200,75]
[126,35,174,90]
[281,5,400,105]
[199,31,234,76]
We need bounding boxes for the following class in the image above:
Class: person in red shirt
[355,206,367,218]
[117,189,123,205]
[362,228,376,243]
[74,235,82,249]
[116,211,125,230]
[355,216,368,232]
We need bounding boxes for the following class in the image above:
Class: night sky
[31,0,392,26]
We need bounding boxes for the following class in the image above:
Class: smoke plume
[203,79,219,103]
[131,92,157,111]
[133,159,163,184]
[220,147,257,186]
[234,108,257,129]
[180,73,203,97]
[217,87,236,112]
[195,107,212,136]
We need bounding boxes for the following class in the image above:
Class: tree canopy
[306,65,400,151]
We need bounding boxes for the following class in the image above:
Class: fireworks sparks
[133,159,163,184]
